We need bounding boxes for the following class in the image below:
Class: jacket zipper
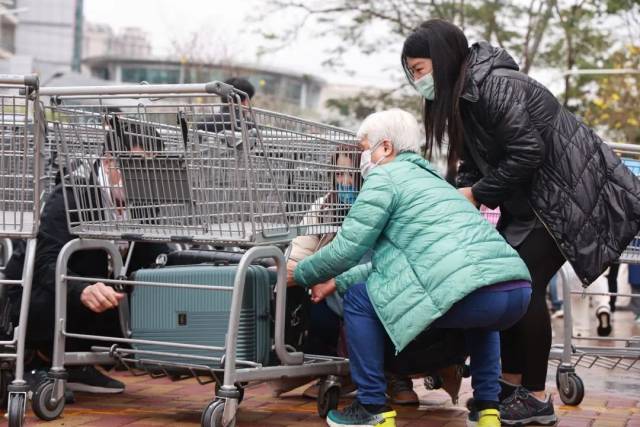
[527,202,588,286]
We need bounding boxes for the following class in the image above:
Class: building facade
[83,56,325,111]
[14,0,82,77]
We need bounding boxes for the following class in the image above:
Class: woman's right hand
[311,279,337,303]
[286,261,297,287]
[459,187,480,207]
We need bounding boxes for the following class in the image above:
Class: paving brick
[557,419,594,427]
[7,368,639,426]
[398,419,450,427]
[608,400,640,409]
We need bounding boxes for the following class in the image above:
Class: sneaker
[501,388,557,426]
[327,400,396,427]
[386,375,418,405]
[467,378,519,421]
[596,307,612,337]
[478,408,501,427]
[66,366,125,394]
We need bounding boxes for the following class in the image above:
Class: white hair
[356,108,422,154]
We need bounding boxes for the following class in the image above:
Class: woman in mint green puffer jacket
[294,109,532,427]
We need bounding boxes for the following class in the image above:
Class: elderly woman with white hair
[294,109,533,427]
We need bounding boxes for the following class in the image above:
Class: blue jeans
[343,282,531,406]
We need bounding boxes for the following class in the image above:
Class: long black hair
[401,19,470,175]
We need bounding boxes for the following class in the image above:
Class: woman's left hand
[310,279,337,303]
[459,187,480,207]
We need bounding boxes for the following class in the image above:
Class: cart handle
[38,81,235,97]
[0,73,39,89]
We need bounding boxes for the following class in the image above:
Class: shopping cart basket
[32,81,357,426]
[0,74,43,427]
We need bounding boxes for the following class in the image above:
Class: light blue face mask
[414,72,435,100]
[337,183,358,205]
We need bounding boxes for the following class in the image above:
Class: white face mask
[360,141,387,179]
[414,72,435,100]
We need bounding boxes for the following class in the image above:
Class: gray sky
[84,0,566,93]
[83,0,401,88]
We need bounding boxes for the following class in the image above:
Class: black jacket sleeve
[35,186,92,303]
[471,76,545,208]
[455,145,483,189]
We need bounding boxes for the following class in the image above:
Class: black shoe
[467,378,519,421]
[596,308,612,337]
[500,387,557,426]
[66,365,125,394]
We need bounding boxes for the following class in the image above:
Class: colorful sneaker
[478,409,501,427]
[467,378,519,422]
[501,388,557,426]
[327,400,397,427]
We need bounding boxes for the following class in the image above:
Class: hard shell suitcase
[162,249,276,268]
[131,264,275,368]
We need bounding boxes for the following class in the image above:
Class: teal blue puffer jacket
[294,152,531,352]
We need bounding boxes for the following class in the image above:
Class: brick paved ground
[3,368,636,426]
[3,312,639,426]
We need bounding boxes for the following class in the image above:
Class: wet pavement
[4,310,639,426]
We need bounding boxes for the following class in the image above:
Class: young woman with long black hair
[402,19,640,426]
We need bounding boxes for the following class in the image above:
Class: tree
[257,0,637,137]
[579,45,640,143]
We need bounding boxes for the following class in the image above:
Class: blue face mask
[337,183,357,205]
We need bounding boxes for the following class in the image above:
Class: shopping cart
[0,74,43,427]
[548,142,640,406]
[32,81,357,426]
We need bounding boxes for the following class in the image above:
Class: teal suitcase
[130,264,275,368]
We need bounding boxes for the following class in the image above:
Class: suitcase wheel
[317,385,340,418]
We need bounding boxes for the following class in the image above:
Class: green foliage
[579,45,640,143]
[258,0,640,138]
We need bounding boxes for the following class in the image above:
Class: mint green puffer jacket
[294,152,531,352]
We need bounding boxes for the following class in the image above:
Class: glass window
[121,67,180,84]
[284,80,302,102]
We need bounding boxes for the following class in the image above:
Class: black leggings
[500,227,565,391]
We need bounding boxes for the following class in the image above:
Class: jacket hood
[462,41,519,102]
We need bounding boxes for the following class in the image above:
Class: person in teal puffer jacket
[294,109,532,427]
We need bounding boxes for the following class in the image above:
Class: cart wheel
[317,385,340,419]
[557,372,585,406]
[201,399,236,427]
[7,393,26,427]
[215,383,244,404]
[32,381,65,421]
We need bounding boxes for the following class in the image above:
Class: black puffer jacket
[457,41,640,285]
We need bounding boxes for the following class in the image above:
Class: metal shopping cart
[32,81,357,426]
[548,142,640,406]
[0,74,43,427]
